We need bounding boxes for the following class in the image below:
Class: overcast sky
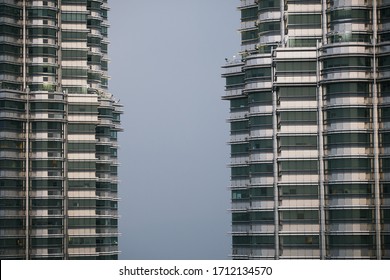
[108,0,240,260]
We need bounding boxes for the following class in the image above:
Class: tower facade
[223,0,390,259]
[0,0,122,259]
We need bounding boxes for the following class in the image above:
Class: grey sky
[108,0,239,259]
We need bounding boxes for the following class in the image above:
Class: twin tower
[223,0,390,259]
[0,0,122,259]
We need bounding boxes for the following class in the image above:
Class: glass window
[241,29,258,41]
[278,86,316,100]
[62,31,87,41]
[327,184,372,195]
[0,219,23,229]
[381,81,390,97]
[249,115,273,127]
[30,102,64,111]
[280,210,319,222]
[62,49,87,60]
[328,9,370,23]
[248,91,272,104]
[68,218,117,228]
[0,4,21,17]
[231,143,249,155]
[383,209,390,222]
[323,56,371,70]
[328,33,371,43]
[259,21,280,34]
[32,160,61,170]
[96,144,111,154]
[379,55,390,70]
[87,0,102,10]
[28,27,56,37]
[281,235,319,247]
[327,158,371,172]
[381,158,390,171]
[231,166,249,178]
[0,100,24,110]
[259,0,280,10]
[233,236,275,246]
[326,133,370,147]
[87,18,102,29]
[326,108,370,122]
[250,139,273,151]
[279,111,317,124]
[96,126,111,136]
[288,14,321,27]
[32,218,62,228]
[328,209,372,221]
[279,135,317,148]
[0,24,20,36]
[250,163,273,175]
[288,37,319,47]
[0,180,23,189]
[232,189,249,200]
[0,44,21,55]
[68,142,95,152]
[232,212,249,222]
[241,7,258,22]
[62,68,87,78]
[245,67,271,79]
[68,104,98,113]
[230,98,247,111]
[230,120,248,133]
[250,211,274,222]
[279,160,318,173]
[28,8,57,19]
[68,161,96,171]
[326,82,370,97]
[255,44,277,54]
[0,120,23,131]
[29,65,56,75]
[0,63,21,75]
[0,199,23,208]
[232,188,274,200]
[32,141,62,151]
[31,121,62,132]
[98,108,113,117]
[0,160,22,170]
[276,61,316,72]
[29,46,57,57]
[250,187,274,198]
[0,140,23,151]
[31,238,62,247]
[31,199,62,208]
[61,12,87,22]
[380,7,390,23]
[68,180,96,189]
[280,185,318,197]
[69,199,96,209]
[379,31,390,43]
[31,180,62,189]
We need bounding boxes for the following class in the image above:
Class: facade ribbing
[223,0,390,259]
[0,0,122,259]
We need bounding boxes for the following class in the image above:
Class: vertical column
[63,90,68,260]
[271,48,279,259]
[372,0,382,260]
[280,0,285,45]
[316,41,326,259]
[57,0,62,92]
[22,0,30,260]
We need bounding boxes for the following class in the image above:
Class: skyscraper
[0,0,122,259]
[223,0,389,259]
